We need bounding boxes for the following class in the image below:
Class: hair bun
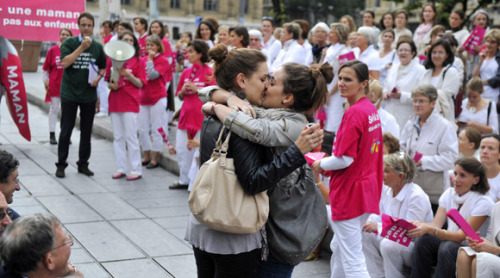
[317,63,334,84]
[208,44,229,65]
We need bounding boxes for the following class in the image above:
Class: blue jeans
[258,253,295,278]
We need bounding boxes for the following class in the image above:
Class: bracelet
[434,227,438,236]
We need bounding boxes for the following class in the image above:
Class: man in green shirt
[56,12,106,178]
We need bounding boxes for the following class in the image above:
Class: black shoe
[55,162,68,178]
[146,162,159,169]
[169,182,188,190]
[77,161,94,176]
[78,166,94,176]
[50,132,58,145]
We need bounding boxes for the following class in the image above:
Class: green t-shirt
[60,36,106,103]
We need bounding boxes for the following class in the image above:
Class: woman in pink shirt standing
[139,35,170,169]
[169,40,216,190]
[108,31,147,180]
[43,28,72,145]
[312,60,383,277]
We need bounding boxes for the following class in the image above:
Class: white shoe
[95,112,108,118]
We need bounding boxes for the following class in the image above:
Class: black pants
[58,98,96,165]
[410,234,463,278]
[193,247,260,278]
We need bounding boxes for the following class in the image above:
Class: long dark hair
[195,21,216,42]
[148,20,165,38]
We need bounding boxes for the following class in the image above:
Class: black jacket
[200,116,307,195]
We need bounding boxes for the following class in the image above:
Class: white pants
[362,231,414,278]
[97,78,109,112]
[330,214,370,278]
[175,129,200,185]
[49,96,61,132]
[138,98,167,152]
[111,112,142,175]
[187,149,200,191]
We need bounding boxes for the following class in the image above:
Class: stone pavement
[0,68,331,277]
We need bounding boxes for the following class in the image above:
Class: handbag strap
[213,127,232,167]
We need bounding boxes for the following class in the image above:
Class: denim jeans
[258,253,295,278]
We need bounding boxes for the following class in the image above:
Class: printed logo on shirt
[371,141,380,154]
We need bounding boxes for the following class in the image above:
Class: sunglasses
[0,210,14,220]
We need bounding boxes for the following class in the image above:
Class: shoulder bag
[188,127,269,234]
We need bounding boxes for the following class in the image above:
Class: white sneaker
[95,112,108,118]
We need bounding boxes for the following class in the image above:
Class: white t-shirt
[358,45,382,72]
[458,98,498,133]
[439,188,494,236]
[488,172,500,202]
[379,108,400,139]
[480,58,500,102]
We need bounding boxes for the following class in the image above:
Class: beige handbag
[188,127,269,234]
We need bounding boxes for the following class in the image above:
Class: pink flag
[462,26,486,55]
[0,36,31,141]
[338,51,355,66]
[380,214,417,247]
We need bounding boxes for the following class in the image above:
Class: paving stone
[111,219,193,257]
[79,193,144,220]
[155,255,197,278]
[37,195,102,223]
[153,215,190,230]
[68,248,95,264]
[74,263,111,278]
[20,174,69,196]
[66,221,145,261]
[103,259,173,278]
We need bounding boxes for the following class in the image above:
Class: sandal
[304,252,320,261]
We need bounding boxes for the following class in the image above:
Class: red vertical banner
[0,36,31,141]
[0,0,85,42]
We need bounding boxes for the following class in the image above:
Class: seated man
[0,150,21,220]
[0,192,12,237]
[0,213,80,277]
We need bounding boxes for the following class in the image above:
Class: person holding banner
[107,31,146,181]
[461,10,490,79]
[456,201,500,278]
[56,12,106,178]
[362,152,433,278]
[43,28,73,145]
[471,30,500,104]
[169,40,216,190]
[407,157,493,278]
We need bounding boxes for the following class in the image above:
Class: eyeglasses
[412,99,430,105]
[7,178,19,185]
[431,50,446,56]
[262,16,274,21]
[52,234,74,251]
[0,210,14,220]
[397,49,412,53]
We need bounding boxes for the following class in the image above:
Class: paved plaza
[0,68,331,277]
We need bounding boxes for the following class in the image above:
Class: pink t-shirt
[329,97,383,221]
[42,45,63,98]
[138,33,147,57]
[140,55,169,105]
[161,38,173,82]
[176,64,217,130]
[103,34,113,44]
[108,57,147,113]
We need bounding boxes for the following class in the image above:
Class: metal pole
[149,0,158,20]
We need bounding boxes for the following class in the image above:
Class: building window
[120,0,131,5]
[171,0,181,9]
[203,0,217,11]
[375,0,381,7]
